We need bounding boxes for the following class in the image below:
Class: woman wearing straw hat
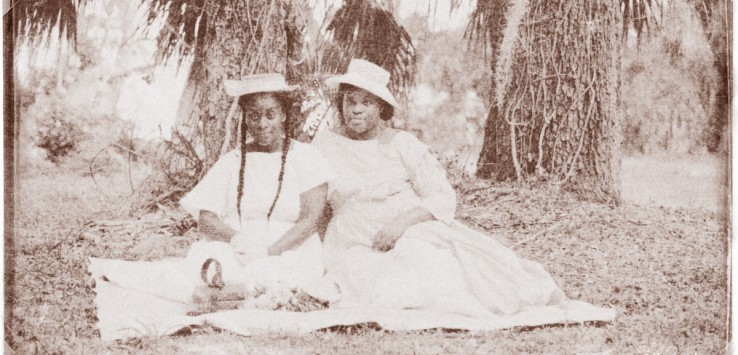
[310,59,613,321]
[90,74,333,308]
[178,73,333,289]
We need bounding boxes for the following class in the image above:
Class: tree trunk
[4,7,17,320]
[165,0,302,191]
[702,0,731,153]
[477,0,622,203]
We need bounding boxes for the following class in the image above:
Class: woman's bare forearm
[267,218,317,256]
[396,206,435,229]
[267,183,328,256]
[198,210,238,242]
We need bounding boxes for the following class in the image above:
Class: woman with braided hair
[89,74,333,314]
[173,73,334,292]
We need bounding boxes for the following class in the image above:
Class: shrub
[621,4,719,155]
[34,107,86,163]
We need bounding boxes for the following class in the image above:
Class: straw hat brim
[224,80,298,97]
[326,73,399,107]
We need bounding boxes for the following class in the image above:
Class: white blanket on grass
[90,259,616,341]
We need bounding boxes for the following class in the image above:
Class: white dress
[89,134,615,341]
[90,140,333,303]
[311,129,567,317]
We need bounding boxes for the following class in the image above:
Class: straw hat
[326,59,399,107]
[224,73,298,97]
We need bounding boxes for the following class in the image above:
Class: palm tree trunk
[200,0,296,168]
[166,0,302,190]
[4,6,18,322]
[477,0,622,203]
[703,0,732,152]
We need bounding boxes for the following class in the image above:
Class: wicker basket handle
[200,258,225,289]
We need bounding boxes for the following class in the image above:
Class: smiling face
[340,87,385,140]
[241,93,286,151]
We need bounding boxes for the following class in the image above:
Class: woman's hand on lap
[373,221,408,252]
[372,207,436,252]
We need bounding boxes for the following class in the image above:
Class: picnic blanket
[89,258,616,341]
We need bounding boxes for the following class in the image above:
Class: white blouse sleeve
[296,142,334,193]
[395,132,457,224]
[179,151,238,219]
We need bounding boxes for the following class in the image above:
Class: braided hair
[236,93,293,222]
[236,108,248,220]
[268,113,290,219]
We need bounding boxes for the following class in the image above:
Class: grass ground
[5,155,730,353]
[621,154,728,213]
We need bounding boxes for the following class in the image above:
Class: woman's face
[242,93,286,149]
[341,88,383,139]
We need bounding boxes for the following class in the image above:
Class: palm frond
[688,0,728,33]
[620,0,731,46]
[138,0,206,67]
[13,0,88,50]
[320,0,416,100]
[620,0,662,40]
[463,0,511,64]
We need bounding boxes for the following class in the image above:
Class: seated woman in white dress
[311,59,604,318]
[179,73,337,293]
[90,74,333,305]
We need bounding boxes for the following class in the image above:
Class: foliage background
[15,1,727,179]
[620,2,721,155]
[7,0,730,353]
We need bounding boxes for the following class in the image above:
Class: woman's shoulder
[384,129,428,151]
[311,127,340,143]
[224,142,308,158]
[309,128,345,154]
[215,149,242,165]
[290,139,325,159]
[385,128,417,140]
[289,140,333,183]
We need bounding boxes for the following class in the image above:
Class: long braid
[267,103,291,220]
[236,114,248,221]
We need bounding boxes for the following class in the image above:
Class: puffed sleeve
[394,132,457,224]
[295,142,335,193]
[179,151,238,219]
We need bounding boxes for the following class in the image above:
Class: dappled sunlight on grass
[621,153,728,213]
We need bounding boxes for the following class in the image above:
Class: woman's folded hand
[372,207,436,252]
[373,221,408,252]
